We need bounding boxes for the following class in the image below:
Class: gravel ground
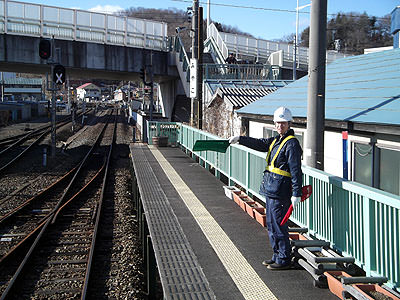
[0,108,153,299]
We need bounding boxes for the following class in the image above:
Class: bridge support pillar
[158,80,178,120]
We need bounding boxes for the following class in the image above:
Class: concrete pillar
[158,80,177,120]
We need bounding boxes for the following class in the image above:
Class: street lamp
[293,1,311,80]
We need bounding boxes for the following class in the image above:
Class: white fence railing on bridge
[207,23,348,69]
[0,0,168,51]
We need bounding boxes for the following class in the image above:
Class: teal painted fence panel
[147,121,180,145]
[149,121,400,289]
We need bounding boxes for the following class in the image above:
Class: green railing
[181,123,400,289]
[203,63,272,80]
[147,121,400,289]
[174,36,190,83]
[147,121,180,145]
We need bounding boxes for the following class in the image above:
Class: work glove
[228,136,240,144]
[291,196,301,208]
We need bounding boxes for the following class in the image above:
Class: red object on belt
[280,185,312,226]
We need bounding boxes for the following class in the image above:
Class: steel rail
[0,110,113,300]
[0,117,75,173]
[81,111,117,299]
[0,165,77,224]
[0,110,84,154]
[0,112,76,150]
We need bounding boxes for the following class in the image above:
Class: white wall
[249,120,265,138]
[248,120,346,177]
[324,131,344,177]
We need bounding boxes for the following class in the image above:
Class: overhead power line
[170,0,390,20]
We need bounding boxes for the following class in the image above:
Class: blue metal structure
[238,48,400,126]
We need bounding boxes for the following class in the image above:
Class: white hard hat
[273,107,293,122]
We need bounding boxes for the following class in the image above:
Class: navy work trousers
[265,195,291,265]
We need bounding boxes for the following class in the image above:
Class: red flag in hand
[280,185,312,226]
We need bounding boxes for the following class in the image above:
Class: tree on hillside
[120,7,254,52]
[300,12,392,54]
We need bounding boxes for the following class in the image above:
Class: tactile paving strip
[149,145,278,300]
[131,144,216,300]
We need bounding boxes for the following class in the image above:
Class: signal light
[140,67,145,82]
[39,39,51,60]
[53,64,66,85]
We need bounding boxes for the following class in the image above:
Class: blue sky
[23,0,399,40]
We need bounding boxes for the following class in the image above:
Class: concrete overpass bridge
[0,0,349,120]
[0,0,186,120]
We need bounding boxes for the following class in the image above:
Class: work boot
[262,259,275,266]
[267,263,291,270]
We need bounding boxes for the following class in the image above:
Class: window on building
[353,142,373,187]
[263,127,275,139]
[294,132,304,149]
[379,147,400,195]
[262,126,304,148]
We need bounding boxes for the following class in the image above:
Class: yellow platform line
[149,146,278,300]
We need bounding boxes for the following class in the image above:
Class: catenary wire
[170,0,390,20]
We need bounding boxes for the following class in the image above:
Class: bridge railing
[0,0,168,51]
[203,63,271,80]
[207,22,348,67]
[146,121,400,289]
[173,36,191,83]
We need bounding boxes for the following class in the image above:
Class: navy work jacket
[238,129,303,199]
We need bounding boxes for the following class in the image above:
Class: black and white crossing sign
[53,65,66,85]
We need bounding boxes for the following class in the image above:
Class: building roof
[206,79,292,95]
[205,80,292,109]
[4,77,42,85]
[215,86,277,108]
[237,48,400,127]
[77,82,95,89]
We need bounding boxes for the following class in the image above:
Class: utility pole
[197,6,204,129]
[67,75,70,114]
[149,51,154,121]
[207,0,211,28]
[305,0,327,170]
[190,0,199,127]
[1,72,4,102]
[293,0,299,81]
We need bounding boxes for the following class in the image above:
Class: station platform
[130,143,338,300]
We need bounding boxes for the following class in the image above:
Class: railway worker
[228,106,303,270]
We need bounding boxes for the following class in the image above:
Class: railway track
[0,110,116,299]
[0,113,85,174]
[0,109,102,217]
[0,108,147,299]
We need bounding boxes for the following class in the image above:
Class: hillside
[119,7,393,55]
[119,7,253,51]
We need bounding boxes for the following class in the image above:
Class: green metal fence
[174,123,400,289]
[146,121,400,289]
[147,121,180,145]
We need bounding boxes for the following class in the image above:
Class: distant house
[203,79,291,138]
[76,83,101,101]
[237,47,400,196]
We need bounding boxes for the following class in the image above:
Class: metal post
[67,75,70,114]
[149,82,154,121]
[293,0,299,80]
[1,72,4,102]
[149,52,154,121]
[146,235,156,299]
[305,0,327,170]
[51,64,56,157]
[207,0,211,28]
[342,131,348,179]
[198,6,203,129]
[191,0,199,127]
